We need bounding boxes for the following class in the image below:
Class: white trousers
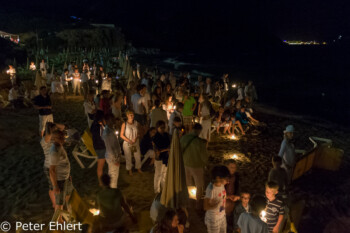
[39,114,54,133]
[123,142,141,171]
[87,115,93,129]
[205,215,227,233]
[141,149,155,166]
[72,79,81,95]
[106,159,120,188]
[154,160,167,193]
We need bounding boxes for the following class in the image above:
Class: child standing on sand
[204,165,230,233]
[265,182,285,233]
[233,191,251,232]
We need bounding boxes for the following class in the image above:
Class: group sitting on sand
[19,57,298,233]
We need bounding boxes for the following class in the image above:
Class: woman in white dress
[198,94,212,144]
[120,110,142,176]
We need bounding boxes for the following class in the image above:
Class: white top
[131,93,145,115]
[205,182,226,220]
[237,88,244,100]
[101,79,112,91]
[84,100,96,115]
[49,144,70,181]
[123,121,138,145]
[40,138,52,168]
[8,88,18,101]
[200,103,210,117]
[40,62,48,71]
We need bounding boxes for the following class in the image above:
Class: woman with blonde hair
[120,110,142,176]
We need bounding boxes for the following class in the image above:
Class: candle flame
[232,154,238,159]
[115,131,119,135]
[188,186,197,200]
[89,208,100,216]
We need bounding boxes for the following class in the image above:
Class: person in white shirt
[68,62,74,76]
[40,59,48,78]
[84,92,97,128]
[101,75,112,93]
[72,69,81,95]
[120,110,142,176]
[237,83,244,101]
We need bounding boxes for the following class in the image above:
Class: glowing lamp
[79,80,82,82]
[173,106,176,110]
[115,131,119,135]
[232,84,237,88]
[89,208,100,216]
[6,70,10,74]
[188,186,197,200]
[232,154,238,159]
[231,135,238,140]
[96,80,99,84]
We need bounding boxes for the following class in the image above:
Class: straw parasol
[160,129,189,209]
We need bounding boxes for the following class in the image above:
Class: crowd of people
[4,56,298,233]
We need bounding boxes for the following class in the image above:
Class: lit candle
[188,186,197,200]
[173,106,176,110]
[89,208,100,216]
[115,131,119,135]
[96,80,99,84]
[232,154,238,159]
[231,135,236,140]
[6,70,10,74]
[232,84,237,88]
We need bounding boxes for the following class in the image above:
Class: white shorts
[39,114,54,132]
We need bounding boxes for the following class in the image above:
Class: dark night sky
[1,0,349,46]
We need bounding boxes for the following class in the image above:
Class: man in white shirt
[131,84,147,126]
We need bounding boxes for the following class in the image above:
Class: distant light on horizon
[283,40,326,46]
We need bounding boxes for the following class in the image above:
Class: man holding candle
[181,123,208,208]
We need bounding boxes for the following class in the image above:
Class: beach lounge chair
[292,137,344,181]
[72,129,98,169]
[45,189,95,233]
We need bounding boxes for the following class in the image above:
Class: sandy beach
[0,95,349,233]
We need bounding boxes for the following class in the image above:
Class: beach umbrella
[160,129,189,209]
